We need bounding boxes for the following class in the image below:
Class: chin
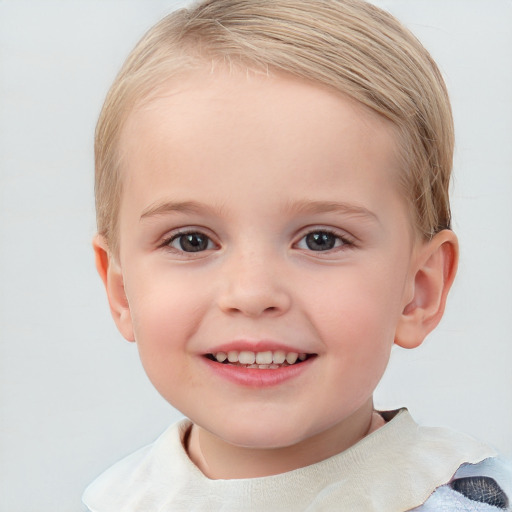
[211,417,313,450]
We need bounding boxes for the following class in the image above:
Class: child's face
[111,70,422,451]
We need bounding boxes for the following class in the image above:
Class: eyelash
[160,227,354,256]
[160,230,217,254]
[295,229,355,252]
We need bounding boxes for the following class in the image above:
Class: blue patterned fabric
[414,458,511,511]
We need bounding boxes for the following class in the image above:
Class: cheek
[128,288,205,408]
[305,267,403,388]
[309,268,403,338]
[126,264,203,336]
[123,270,207,379]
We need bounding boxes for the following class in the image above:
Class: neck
[186,400,384,480]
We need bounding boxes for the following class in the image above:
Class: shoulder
[414,457,512,511]
[82,419,192,512]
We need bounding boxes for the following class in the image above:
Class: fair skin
[94,70,458,480]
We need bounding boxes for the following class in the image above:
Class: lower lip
[201,356,315,388]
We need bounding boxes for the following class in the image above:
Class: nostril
[217,284,292,318]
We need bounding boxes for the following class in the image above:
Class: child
[83,0,511,510]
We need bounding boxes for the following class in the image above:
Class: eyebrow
[140,199,379,224]
[140,200,222,221]
[284,200,380,223]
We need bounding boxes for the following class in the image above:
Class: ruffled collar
[83,409,495,511]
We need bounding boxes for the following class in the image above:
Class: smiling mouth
[205,350,316,369]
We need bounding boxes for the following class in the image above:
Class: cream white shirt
[83,409,496,512]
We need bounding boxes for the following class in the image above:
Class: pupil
[306,232,335,251]
[180,233,208,252]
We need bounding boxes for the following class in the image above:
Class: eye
[296,230,349,252]
[167,231,215,252]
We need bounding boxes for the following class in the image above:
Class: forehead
[121,70,399,175]
[117,70,407,230]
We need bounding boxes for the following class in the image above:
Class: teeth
[239,351,256,364]
[286,352,298,364]
[215,352,227,363]
[255,351,273,364]
[273,350,286,364]
[214,350,308,366]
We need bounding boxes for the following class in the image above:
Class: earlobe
[92,235,135,342]
[395,230,458,349]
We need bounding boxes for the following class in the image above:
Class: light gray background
[1,1,511,511]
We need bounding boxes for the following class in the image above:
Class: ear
[92,235,135,342]
[395,230,458,349]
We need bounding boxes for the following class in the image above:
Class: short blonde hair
[95,0,454,253]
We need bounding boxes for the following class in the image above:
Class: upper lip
[205,340,314,355]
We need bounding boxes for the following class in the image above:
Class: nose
[216,249,292,318]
